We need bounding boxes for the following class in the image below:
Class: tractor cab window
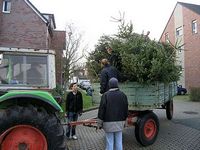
[0,54,48,86]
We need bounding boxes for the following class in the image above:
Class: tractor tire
[0,105,67,150]
[135,111,159,146]
[166,100,173,120]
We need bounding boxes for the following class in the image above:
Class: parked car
[177,85,187,95]
[79,81,94,96]
[86,86,94,96]
[79,81,92,90]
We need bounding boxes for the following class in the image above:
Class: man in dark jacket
[106,46,122,72]
[98,77,128,150]
[66,83,83,140]
[100,58,120,94]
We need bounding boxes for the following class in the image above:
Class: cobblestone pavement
[66,99,200,150]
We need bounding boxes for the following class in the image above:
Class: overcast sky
[31,0,200,51]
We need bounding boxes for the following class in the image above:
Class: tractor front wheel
[0,105,66,150]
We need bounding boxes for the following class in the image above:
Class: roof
[24,0,56,28]
[178,2,200,15]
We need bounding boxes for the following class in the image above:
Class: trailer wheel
[0,105,67,150]
[166,100,173,120]
[135,111,159,146]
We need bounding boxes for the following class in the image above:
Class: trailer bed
[92,82,177,110]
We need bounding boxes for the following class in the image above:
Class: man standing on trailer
[106,45,122,72]
[100,58,120,94]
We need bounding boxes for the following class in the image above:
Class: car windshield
[0,54,48,86]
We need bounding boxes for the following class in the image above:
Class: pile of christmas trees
[87,21,181,84]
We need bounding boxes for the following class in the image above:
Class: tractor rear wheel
[0,105,67,150]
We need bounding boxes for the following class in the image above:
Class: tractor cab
[0,48,56,90]
[0,48,66,150]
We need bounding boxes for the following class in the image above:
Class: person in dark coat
[66,83,83,140]
[100,58,120,94]
[106,45,122,72]
[97,77,128,150]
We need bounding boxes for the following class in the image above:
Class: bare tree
[63,24,86,89]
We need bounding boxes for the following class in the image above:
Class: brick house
[0,0,66,85]
[160,2,200,91]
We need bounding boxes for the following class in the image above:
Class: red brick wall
[182,7,200,89]
[51,31,66,85]
[51,31,66,50]
[0,0,48,49]
[0,0,3,32]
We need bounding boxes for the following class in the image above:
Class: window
[165,33,169,43]
[0,55,48,86]
[192,20,197,34]
[2,0,11,13]
[176,26,183,36]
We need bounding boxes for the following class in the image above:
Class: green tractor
[0,48,66,150]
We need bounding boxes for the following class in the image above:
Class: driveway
[66,98,200,150]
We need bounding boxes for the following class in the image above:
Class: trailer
[68,81,176,146]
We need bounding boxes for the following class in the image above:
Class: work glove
[97,118,103,129]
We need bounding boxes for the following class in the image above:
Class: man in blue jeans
[97,78,128,150]
[66,83,83,140]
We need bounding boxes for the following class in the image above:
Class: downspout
[46,23,50,49]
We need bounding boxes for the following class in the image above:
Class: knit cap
[109,77,119,89]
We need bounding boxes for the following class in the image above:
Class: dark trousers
[66,112,78,137]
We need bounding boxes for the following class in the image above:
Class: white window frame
[192,20,197,34]
[176,26,183,37]
[2,0,11,13]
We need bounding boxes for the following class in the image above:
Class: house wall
[0,0,66,85]
[182,6,200,89]
[0,0,48,49]
[174,4,185,88]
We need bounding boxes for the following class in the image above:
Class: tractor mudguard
[0,90,63,112]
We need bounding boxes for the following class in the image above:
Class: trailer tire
[166,100,173,120]
[0,105,67,150]
[135,111,159,146]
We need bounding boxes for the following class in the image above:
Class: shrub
[189,87,200,101]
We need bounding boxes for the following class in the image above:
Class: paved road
[66,99,200,150]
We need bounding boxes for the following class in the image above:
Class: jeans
[66,112,78,137]
[105,131,123,150]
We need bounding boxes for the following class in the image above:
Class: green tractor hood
[0,90,63,112]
